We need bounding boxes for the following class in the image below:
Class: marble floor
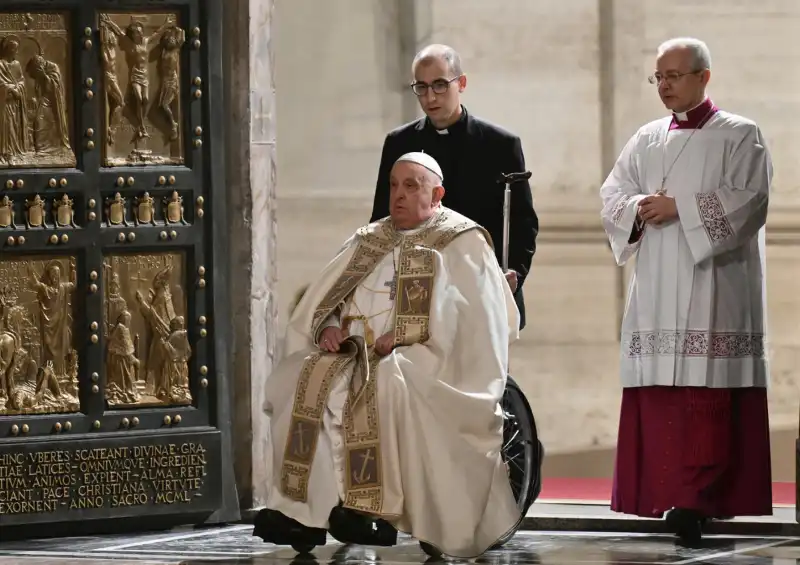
[0,524,799,565]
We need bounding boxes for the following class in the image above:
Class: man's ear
[432,185,445,205]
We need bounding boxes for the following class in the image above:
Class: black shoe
[327,506,397,547]
[420,540,444,559]
[253,508,327,553]
[665,508,703,545]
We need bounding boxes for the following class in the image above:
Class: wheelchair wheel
[491,374,543,549]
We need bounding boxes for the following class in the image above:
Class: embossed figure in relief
[53,193,76,228]
[106,310,141,405]
[158,26,185,140]
[0,195,14,228]
[25,194,44,228]
[164,191,185,224]
[134,192,155,225]
[0,35,31,164]
[65,345,78,396]
[25,42,73,162]
[104,266,129,337]
[99,13,175,139]
[0,284,23,401]
[28,261,75,377]
[160,315,191,403]
[106,192,128,226]
[4,353,79,413]
[99,18,125,145]
[135,265,178,401]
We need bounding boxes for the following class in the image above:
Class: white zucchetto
[394,152,444,182]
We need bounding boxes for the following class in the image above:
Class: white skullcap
[394,151,444,182]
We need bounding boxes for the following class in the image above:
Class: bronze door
[0,0,238,531]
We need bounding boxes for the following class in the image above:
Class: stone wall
[271,0,800,484]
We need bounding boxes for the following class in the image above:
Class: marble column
[224,0,277,510]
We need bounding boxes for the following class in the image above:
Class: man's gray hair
[657,37,712,71]
[412,44,463,77]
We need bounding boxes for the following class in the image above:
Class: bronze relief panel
[0,12,76,169]
[99,12,185,167]
[0,255,80,416]
[103,252,192,408]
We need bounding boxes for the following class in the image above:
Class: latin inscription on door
[0,431,220,518]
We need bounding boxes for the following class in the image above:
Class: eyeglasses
[647,70,703,86]
[410,76,461,96]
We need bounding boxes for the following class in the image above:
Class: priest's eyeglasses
[411,76,461,96]
[647,70,703,86]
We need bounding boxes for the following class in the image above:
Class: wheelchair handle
[498,171,532,185]
[498,171,532,272]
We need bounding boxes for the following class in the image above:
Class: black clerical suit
[370,106,538,329]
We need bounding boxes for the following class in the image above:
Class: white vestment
[263,210,522,558]
[600,110,771,388]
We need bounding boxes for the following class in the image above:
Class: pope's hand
[638,193,678,225]
[319,326,348,353]
[504,270,518,293]
[374,331,395,357]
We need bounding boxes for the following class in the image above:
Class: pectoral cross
[384,274,397,300]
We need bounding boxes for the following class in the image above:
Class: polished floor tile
[0,525,795,564]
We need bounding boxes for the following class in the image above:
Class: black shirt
[370,106,539,329]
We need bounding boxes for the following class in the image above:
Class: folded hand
[638,193,678,225]
[319,326,348,353]
[375,331,395,357]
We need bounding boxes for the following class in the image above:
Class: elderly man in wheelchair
[253,152,543,559]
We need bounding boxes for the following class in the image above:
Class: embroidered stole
[279,209,488,515]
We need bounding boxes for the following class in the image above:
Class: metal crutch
[498,171,532,272]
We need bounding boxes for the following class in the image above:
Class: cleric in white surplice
[600,37,773,543]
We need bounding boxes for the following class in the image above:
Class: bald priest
[253,153,522,558]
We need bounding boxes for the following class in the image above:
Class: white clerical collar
[674,98,708,122]
[435,128,449,135]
